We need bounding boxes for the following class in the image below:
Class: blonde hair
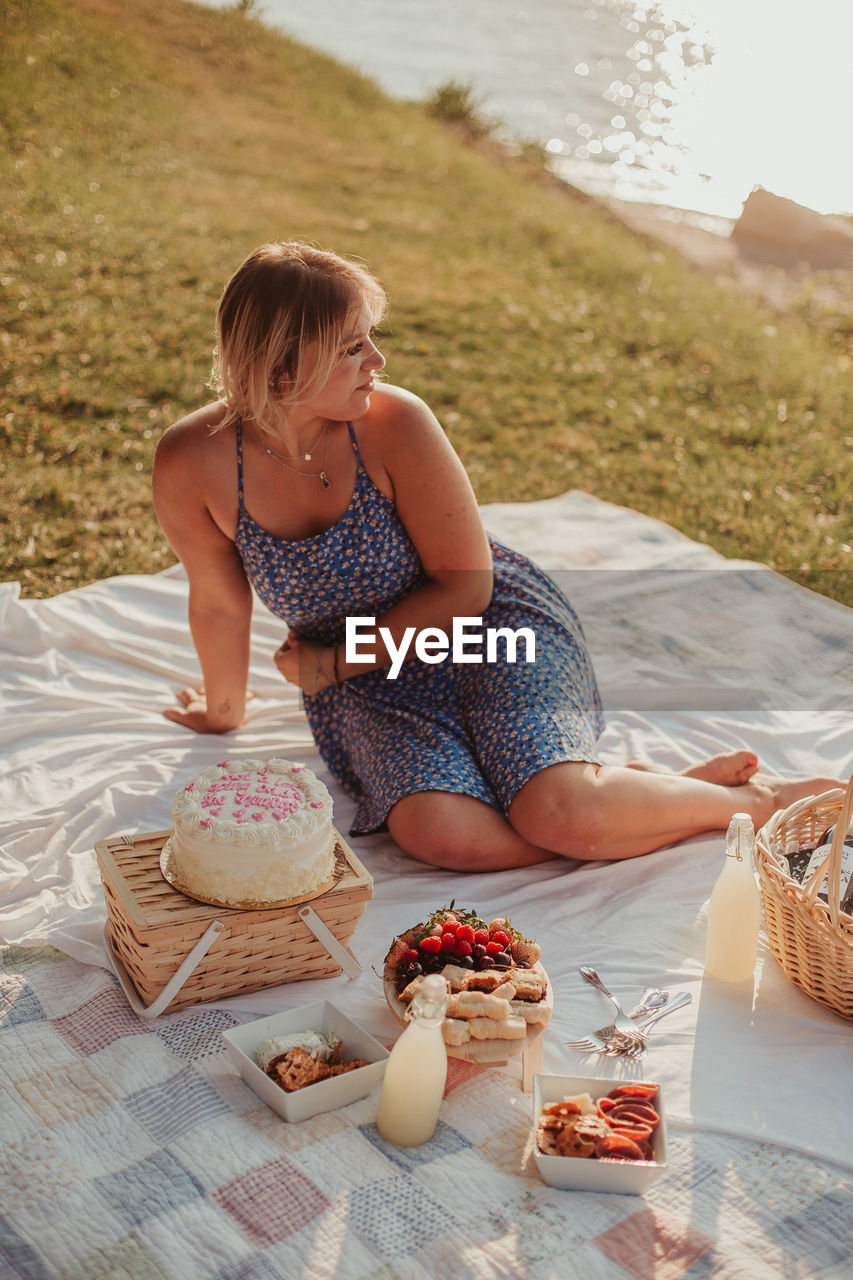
[210,242,387,434]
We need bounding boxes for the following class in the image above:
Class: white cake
[160,757,336,907]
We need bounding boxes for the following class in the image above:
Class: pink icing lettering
[252,812,264,821]
[216,761,230,768]
[200,818,212,828]
[197,771,305,814]
[310,801,324,809]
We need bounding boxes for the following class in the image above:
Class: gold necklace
[263,424,332,489]
[263,419,329,461]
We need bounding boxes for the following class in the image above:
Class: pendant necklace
[263,422,332,489]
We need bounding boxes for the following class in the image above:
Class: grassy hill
[2,0,851,603]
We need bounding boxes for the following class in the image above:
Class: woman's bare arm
[153,413,253,732]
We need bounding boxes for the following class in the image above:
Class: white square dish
[532,1074,667,1194]
[223,1000,389,1123]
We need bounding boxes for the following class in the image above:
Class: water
[204,0,853,220]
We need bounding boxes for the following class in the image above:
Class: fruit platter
[383,903,553,1080]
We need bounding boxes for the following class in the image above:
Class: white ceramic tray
[223,1000,389,1122]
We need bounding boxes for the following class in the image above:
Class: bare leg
[386,790,555,872]
[509,762,844,862]
[384,760,843,870]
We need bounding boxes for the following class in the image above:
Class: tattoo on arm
[217,699,231,714]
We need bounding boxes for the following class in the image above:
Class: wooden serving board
[383,964,552,1090]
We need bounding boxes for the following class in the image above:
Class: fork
[604,990,692,1059]
[564,986,668,1051]
[579,966,643,1041]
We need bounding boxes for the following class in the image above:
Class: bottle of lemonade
[376,972,449,1147]
[704,813,761,982]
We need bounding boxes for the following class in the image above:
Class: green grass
[2,0,851,603]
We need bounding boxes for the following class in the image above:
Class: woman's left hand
[274,630,337,693]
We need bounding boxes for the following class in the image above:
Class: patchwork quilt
[2,945,852,1280]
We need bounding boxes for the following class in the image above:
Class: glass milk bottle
[376,972,449,1147]
[704,812,761,981]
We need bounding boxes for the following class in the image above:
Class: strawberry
[420,936,442,954]
[486,941,504,956]
[473,928,490,946]
[490,929,511,948]
[441,920,459,935]
[511,938,542,966]
[455,923,475,944]
[454,939,473,957]
[385,938,410,968]
[439,934,457,953]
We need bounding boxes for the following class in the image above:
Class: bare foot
[740,773,845,826]
[682,751,759,786]
[627,750,759,787]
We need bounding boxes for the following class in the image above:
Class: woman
[154,241,838,870]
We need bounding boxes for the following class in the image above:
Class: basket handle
[297,904,362,979]
[802,775,853,926]
[104,919,225,1018]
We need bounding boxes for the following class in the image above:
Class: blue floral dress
[235,421,603,834]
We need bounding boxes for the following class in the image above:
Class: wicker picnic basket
[96,828,373,1015]
[755,775,853,1020]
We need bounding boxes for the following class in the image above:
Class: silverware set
[565,965,692,1060]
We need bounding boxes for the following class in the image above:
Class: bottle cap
[726,812,755,862]
[411,972,449,1022]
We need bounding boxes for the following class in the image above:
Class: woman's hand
[274,631,337,693]
[163,686,252,734]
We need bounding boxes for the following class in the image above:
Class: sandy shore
[603,197,849,311]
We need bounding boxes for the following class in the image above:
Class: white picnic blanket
[2,491,852,1177]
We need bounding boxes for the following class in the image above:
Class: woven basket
[96,828,373,1014]
[755,775,853,1020]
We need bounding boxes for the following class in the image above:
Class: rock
[732,188,853,269]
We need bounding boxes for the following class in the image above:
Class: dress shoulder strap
[235,415,245,507]
[346,420,361,462]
